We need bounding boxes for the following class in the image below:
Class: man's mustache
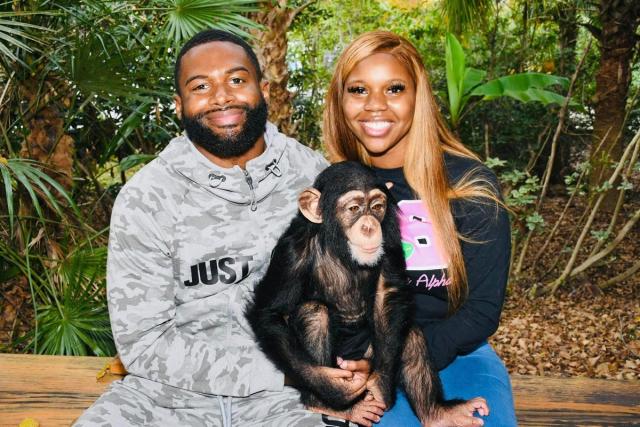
[194,105,249,120]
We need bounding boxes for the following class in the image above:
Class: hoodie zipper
[243,169,258,211]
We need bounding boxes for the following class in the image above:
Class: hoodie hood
[158,122,291,209]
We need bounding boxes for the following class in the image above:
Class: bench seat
[0,354,638,426]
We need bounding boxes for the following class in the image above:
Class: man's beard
[182,97,268,159]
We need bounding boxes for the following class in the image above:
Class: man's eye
[193,83,207,91]
[347,86,366,95]
[231,77,245,84]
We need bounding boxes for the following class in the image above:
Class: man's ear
[174,94,182,121]
[260,79,270,104]
[298,188,322,223]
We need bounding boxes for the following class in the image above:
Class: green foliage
[0,10,54,65]
[0,0,258,356]
[0,158,79,233]
[564,161,590,196]
[444,32,570,128]
[500,168,545,233]
[590,229,611,242]
[484,156,507,169]
[119,153,157,172]
[30,246,114,356]
[440,0,493,35]
[159,0,260,42]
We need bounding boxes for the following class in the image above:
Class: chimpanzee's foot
[424,397,489,427]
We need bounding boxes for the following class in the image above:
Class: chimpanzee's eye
[348,205,360,213]
[371,203,385,212]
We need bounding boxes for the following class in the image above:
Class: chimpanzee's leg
[400,326,442,423]
[399,327,489,427]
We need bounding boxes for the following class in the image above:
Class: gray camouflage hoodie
[107,122,328,397]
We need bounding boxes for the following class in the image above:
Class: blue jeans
[376,343,517,427]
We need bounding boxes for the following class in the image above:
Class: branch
[599,260,640,290]
[538,127,640,295]
[569,207,640,276]
[537,39,591,210]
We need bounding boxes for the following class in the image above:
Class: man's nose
[210,84,234,106]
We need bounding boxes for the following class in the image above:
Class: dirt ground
[491,195,639,380]
[492,284,639,380]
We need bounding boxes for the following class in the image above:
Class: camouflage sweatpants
[73,375,356,427]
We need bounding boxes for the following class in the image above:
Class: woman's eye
[388,83,406,94]
[347,86,366,95]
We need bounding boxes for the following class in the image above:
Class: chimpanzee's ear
[298,188,322,223]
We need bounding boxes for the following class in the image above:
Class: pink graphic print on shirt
[398,200,451,290]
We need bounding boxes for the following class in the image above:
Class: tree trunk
[18,76,75,190]
[589,0,640,206]
[251,1,313,138]
[555,3,578,76]
[543,2,579,185]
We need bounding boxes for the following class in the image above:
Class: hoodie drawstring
[217,395,233,427]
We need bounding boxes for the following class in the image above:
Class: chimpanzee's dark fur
[246,161,447,420]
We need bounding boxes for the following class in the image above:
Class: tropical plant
[0,157,79,233]
[0,0,261,356]
[444,32,570,129]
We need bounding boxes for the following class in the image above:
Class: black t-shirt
[373,153,511,370]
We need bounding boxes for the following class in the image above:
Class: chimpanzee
[246,161,487,426]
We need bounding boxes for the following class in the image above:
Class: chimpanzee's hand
[311,366,368,403]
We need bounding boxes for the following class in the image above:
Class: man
[74,29,355,426]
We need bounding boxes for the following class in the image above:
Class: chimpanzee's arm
[246,236,364,409]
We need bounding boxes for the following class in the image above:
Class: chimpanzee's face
[335,188,387,266]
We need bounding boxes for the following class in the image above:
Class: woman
[323,31,516,426]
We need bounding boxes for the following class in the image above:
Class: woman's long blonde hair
[323,30,495,312]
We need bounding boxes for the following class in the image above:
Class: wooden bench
[0,353,638,426]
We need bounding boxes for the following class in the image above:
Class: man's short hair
[174,29,263,94]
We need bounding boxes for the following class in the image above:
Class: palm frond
[157,0,261,43]
[0,157,80,232]
[25,244,114,356]
[440,0,493,34]
[0,11,55,65]
[65,34,167,101]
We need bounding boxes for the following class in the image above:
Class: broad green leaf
[471,73,569,104]
[445,32,466,126]
[462,67,486,94]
